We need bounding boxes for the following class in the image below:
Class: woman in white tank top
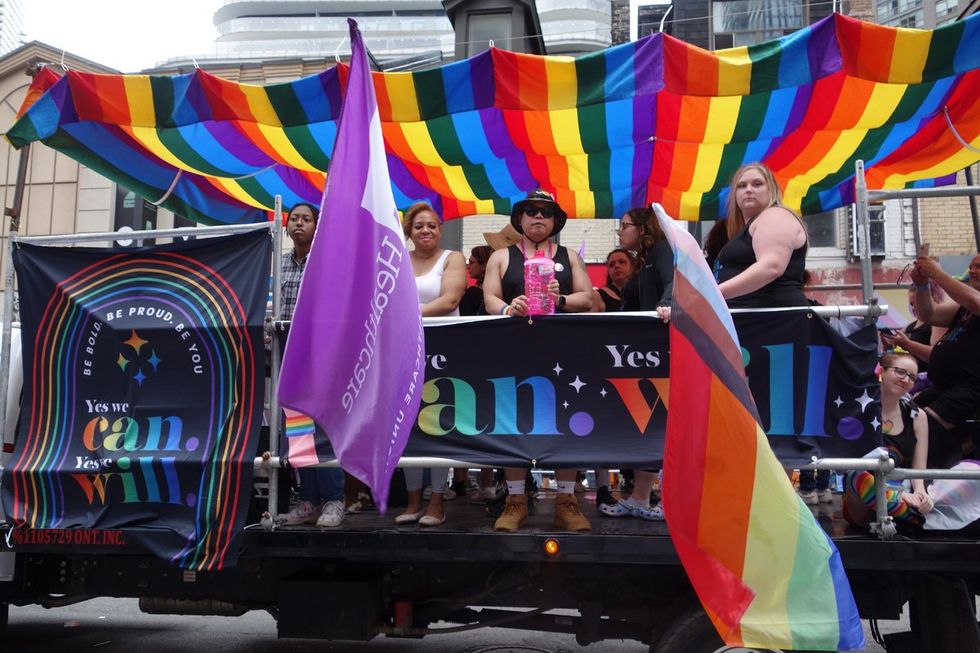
[396,202,466,527]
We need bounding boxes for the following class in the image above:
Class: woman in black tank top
[714,163,809,308]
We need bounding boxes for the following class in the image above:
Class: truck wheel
[652,607,800,653]
[651,606,725,653]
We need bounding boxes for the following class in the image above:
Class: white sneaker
[471,487,498,504]
[316,500,345,527]
[817,489,834,503]
[276,500,320,526]
[798,489,818,505]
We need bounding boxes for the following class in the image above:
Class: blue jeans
[799,468,830,493]
[297,467,345,503]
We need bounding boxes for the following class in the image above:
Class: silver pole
[0,142,31,465]
[867,185,980,202]
[911,196,921,252]
[964,166,980,251]
[267,196,283,525]
[870,451,896,540]
[854,160,874,307]
[14,222,269,246]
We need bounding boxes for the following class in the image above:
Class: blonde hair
[402,201,440,239]
[725,163,785,240]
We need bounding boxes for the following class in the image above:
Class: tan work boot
[554,493,591,532]
[494,494,528,531]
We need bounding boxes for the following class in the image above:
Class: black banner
[2,231,271,569]
[393,312,881,467]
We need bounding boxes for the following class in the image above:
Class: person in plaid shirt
[276,202,347,528]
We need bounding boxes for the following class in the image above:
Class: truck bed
[240,489,980,574]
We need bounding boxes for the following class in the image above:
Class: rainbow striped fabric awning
[7,13,979,224]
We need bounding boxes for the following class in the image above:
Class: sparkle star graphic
[600,388,607,398]
[553,362,563,376]
[871,416,881,430]
[116,353,129,371]
[562,401,569,409]
[125,329,149,354]
[855,389,874,412]
[147,350,162,371]
[833,396,844,408]
[133,369,147,387]
[569,376,586,393]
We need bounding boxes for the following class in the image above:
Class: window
[898,12,921,27]
[712,0,803,48]
[802,210,838,249]
[467,12,512,56]
[849,204,886,257]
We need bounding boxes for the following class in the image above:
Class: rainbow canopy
[7,13,980,224]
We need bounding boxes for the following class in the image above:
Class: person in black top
[482,188,594,533]
[459,245,492,317]
[591,248,634,312]
[843,351,933,528]
[715,163,808,308]
[593,207,673,522]
[881,287,947,374]
[618,207,673,321]
[910,253,980,466]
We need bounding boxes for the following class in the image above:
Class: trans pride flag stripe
[654,205,864,650]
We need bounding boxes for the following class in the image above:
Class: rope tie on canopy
[152,169,183,206]
[231,164,277,181]
[944,106,980,154]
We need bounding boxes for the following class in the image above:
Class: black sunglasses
[523,205,555,219]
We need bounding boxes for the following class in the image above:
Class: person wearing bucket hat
[482,188,594,533]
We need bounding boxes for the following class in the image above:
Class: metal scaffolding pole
[965,165,980,251]
[853,160,874,307]
[0,142,30,466]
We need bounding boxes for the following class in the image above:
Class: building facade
[194,0,610,66]
[0,0,24,56]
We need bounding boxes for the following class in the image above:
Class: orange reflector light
[543,538,560,556]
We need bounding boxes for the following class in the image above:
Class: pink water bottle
[524,252,555,315]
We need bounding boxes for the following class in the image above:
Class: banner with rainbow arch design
[1,231,271,570]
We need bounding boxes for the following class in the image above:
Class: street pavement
[5,597,897,652]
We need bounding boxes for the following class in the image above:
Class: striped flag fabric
[6,14,978,224]
[278,20,425,511]
[653,204,865,650]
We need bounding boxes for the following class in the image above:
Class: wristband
[500,304,510,315]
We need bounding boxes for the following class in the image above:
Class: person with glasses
[715,163,808,308]
[843,351,933,530]
[593,207,674,522]
[482,189,594,533]
[617,207,673,321]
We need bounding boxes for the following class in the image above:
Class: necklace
[519,239,553,260]
[882,419,894,434]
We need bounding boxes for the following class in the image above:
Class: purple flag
[278,19,425,511]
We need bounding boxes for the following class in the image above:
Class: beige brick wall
[460,213,621,264]
[918,164,979,257]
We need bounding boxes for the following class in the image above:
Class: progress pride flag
[278,19,424,511]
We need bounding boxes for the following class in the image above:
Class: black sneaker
[595,486,617,508]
